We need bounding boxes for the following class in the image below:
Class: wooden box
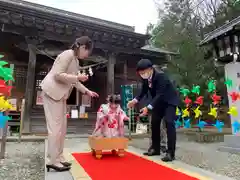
[88,136,129,159]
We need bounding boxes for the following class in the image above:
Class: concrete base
[218,135,240,153]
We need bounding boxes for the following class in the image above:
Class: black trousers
[151,104,176,157]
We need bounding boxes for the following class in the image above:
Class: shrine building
[0,0,176,134]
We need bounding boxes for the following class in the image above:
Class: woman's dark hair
[107,94,121,104]
[71,36,93,54]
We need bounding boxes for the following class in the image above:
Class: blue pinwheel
[175,118,182,128]
[232,121,240,135]
[196,120,207,130]
[0,112,11,128]
[213,120,224,132]
[184,119,191,128]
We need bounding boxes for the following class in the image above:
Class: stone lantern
[200,16,240,152]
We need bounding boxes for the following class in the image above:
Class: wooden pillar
[107,52,116,95]
[22,37,37,134]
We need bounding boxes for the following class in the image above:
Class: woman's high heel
[46,164,71,172]
[61,162,72,167]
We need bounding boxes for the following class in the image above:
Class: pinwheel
[195,96,203,105]
[228,106,238,117]
[213,120,224,132]
[182,108,190,118]
[193,106,202,118]
[207,80,216,93]
[225,78,233,88]
[211,94,221,105]
[196,120,207,130]
[184,119,191,128]
[176,107,181,116]
[208,107,217,118]
[184,97,192,107]
[191,85,200,95]
[0,112,11,128]
[229,92,239,103]
[175,118,182,128]
[179,88,190,97]
[232,121,240,135]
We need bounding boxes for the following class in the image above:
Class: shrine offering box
[88,136,129,159]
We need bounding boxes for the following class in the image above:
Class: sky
[25,0,159,34]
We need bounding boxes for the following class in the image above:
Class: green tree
[151,0,218,90]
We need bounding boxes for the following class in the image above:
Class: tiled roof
[0,0,135,33]
[200,16,240,46]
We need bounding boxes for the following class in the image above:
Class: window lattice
[14,66,28,92]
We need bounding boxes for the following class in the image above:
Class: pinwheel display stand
[88,136,129,159]
[0,62,14,159]
[219,62,240,153]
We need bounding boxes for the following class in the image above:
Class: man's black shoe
[161,153,175,162]
[143,149,160,156]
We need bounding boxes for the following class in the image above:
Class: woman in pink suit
[41,36,99,172]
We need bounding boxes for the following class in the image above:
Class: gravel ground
[0,134,239,180]
[130,137,240,180]
[0,142,44,180]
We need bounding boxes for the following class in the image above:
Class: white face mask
[140,73,151,79]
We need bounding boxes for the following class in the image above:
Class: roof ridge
[204,16,240,37]
[200,16,240,45]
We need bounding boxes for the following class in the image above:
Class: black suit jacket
[135,70,179,109]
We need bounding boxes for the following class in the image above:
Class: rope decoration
[35,47,108,77]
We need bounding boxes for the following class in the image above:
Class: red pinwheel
[211,94,221,105]
[0,80,12,96]
[195,96,204,105]
[229,92,239,102]
[184,97,192,107]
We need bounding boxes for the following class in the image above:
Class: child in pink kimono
[93,94,129,137]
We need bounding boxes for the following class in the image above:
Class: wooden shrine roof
[0,0,136,33]
[0,0,150,52]
[200,16,240,46]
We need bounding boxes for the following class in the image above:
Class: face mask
[140,72,151,79]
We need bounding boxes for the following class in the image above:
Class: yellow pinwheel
[0,97,13,111]
[228,106,238,117]
[194,106,202,118]
[182,108,190,118]
[4,100,13,110]
[208,107,217,118]
[0,96,5,109]
[176,107,181,116]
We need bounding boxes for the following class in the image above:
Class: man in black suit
[127,59,179,162]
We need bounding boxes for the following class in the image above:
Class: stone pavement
[130,137,240,179]
[45,138,234,180]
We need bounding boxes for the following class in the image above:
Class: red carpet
[72,152,199,180]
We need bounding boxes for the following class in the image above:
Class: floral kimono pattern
[93,104,128,137]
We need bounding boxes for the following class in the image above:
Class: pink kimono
[93,104,128,137]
